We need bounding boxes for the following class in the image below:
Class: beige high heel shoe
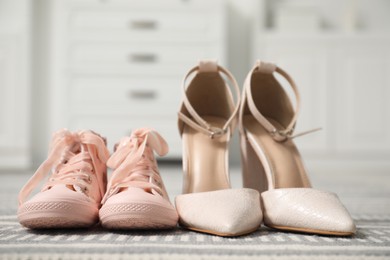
[175,60,262,236]
[239,61,356,236]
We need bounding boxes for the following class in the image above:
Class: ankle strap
[241,61,301,142]
[178,60,241,138]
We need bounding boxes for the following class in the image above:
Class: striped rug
[1,168,390,259]
[1,215,390,259]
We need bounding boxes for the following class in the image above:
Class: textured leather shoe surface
[175,188,262,236]
[261,188,356,235]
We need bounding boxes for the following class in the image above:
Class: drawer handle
[130,20,157,30]
[129,53,157,63]
[129,90,157,99]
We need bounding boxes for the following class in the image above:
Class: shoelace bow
[18,129,110,205]
[101,129,168,205]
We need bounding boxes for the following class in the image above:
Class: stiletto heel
[239,60,356,236]
[175,60,262,236]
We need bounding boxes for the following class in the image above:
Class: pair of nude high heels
[175,60,356,237]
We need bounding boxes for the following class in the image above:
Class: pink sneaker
[99,128,178,229]
[18,129,110,229]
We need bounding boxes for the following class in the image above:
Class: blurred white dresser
[255,34,390,161]
[0,0,31,169]
[49,0,226,158]
[253,0,390,165]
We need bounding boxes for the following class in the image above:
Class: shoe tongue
[70,143,81,154]
[138,154,151,166]
[63,144,91,195]
[132,154,155,179]
[140,146,155,164]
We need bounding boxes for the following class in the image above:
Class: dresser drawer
[67,0,221,10]
[71,11,210,34]
[69,77,181,116]
[67,0,224,43]
[69,44,218,72]
[69,116,182,158]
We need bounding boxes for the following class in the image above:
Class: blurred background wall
[0,0,389,172]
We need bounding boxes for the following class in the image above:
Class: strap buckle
[270,126,322,141]
[270,127,294,141]
[208,127,227,139]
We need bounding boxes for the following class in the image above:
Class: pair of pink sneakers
[18,128,178,229]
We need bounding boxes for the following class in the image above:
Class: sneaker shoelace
[18,129,110,205]
[101,128,168,205]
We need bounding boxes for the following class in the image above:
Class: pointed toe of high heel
[175,189,262,236]
[261,188,356,236]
